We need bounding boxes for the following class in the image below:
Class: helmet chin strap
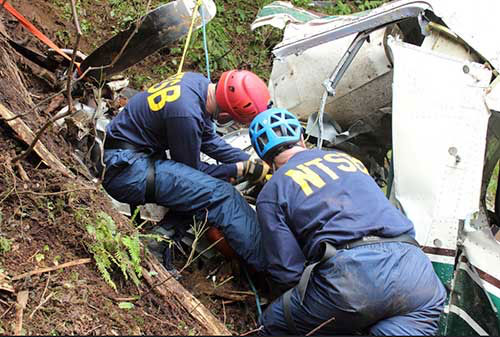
[212,102,220,121]
[212,103,236,128]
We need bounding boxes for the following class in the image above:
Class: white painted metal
[260,0,431,58]
[462,228,500,295]
[201,128,255,164]
[108,195,169,222]
[449,305,489,336]
[429,0,500,71]
[420,30,480,63]
[268,28,392,126]
[427,253,455,265]
[389,38,491,247]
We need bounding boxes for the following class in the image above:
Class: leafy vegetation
[108,0,165,32]
[487,161,499,209]
[75,210,143,290]
[75,208,168,290]
[0,237,12,254]
[291,0,384,15]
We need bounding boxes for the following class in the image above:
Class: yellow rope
[177,0,203,74]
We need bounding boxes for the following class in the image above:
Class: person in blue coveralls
[248,108,446,335]
[101,70,270,272]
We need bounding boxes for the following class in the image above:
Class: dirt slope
[0,5,209,336]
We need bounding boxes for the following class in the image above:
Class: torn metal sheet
[254,0,431,58]
[429,0,500,72]
[389,38,491,249]
[106,78,130,92]
[54,101,108,141]
[250,1,321,30]
[201,128,254,164]
[80,0,216,82]
[268,28,392,126]
[420,29,481,63]
[109,196,169,222]
[452,228,500,335]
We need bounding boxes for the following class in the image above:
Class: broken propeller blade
[80,0,215,83]
[7,38,60,72]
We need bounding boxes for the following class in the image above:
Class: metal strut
[316,30,371,149]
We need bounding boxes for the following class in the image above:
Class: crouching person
[101,70,270,272]
[248,108,446,335]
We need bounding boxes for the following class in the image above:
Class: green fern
[122,235,142,276]
[92,246,117,290]
[80,210,144,291]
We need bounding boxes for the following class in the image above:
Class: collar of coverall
[272,143,307,169]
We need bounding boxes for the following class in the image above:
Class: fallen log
[0,102,75,179]
[143,254,231,336]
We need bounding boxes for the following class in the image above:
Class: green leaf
[118,302,134,310]
[86,225,96,235]
[35,253,45,263]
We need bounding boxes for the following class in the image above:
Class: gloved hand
[241,159,270,183]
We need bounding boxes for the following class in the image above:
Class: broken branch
[29,274,51,319]
[305,315,336,336]
[16,186,97,196]
[214,275,234,289]
[12,258,91,281]
[109,0,152,69]
[240,326,264,336]
[0,103,75,178]
[142,310,178,329]
[10,102,74,163]
[14,290,28,335]
[15,162,29,181]
[28,292,53,320]
[0,303,13,319]
[84,324,103,335]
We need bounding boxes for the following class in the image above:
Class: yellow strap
[177,0,203,74]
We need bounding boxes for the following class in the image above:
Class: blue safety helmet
[249,108,302,162]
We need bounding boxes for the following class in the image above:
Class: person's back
[107,72,211,153]
[249,108,446,335]
[258,148,415,284]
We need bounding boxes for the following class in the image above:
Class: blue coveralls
[102,72,265,271]
[257,149,446,335]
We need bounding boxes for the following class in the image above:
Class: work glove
[241,159,270,184]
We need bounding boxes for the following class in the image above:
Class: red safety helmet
[215,69,270,124]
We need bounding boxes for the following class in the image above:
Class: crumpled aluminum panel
[430,0,500,72]
[389,37,491,248]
